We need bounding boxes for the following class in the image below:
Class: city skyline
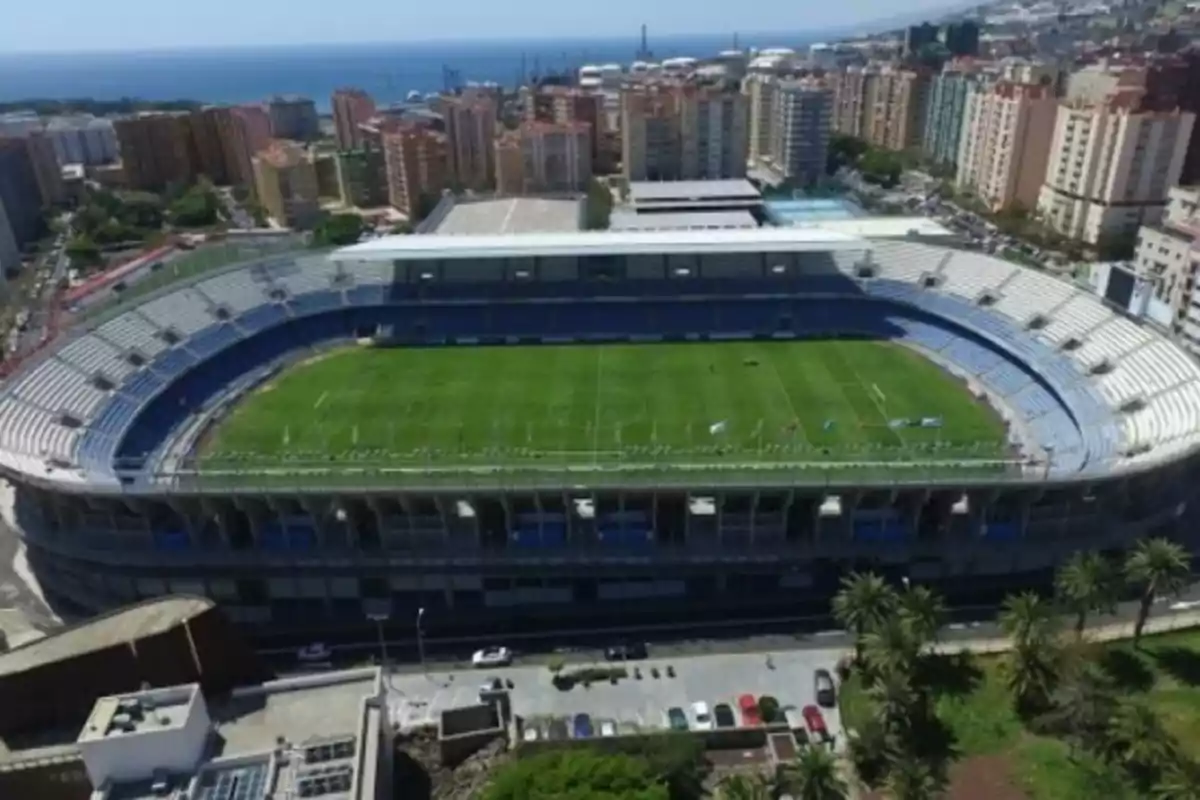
[2,0,971,54]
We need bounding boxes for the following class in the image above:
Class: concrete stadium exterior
[4,230,1200,633]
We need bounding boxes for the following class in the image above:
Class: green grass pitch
[196,340,1012,481]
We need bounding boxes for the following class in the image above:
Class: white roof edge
[333,229,866,262]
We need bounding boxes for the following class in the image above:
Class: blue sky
[4,0,963,53]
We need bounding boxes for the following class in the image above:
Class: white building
[1134,186,1200,339]
[768,79,834,187]
[45,115,119,167]
[76,669,388,800]
[1037,97,1195,244]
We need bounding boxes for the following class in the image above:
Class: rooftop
[79,685,197,743]
[434,197,582,236]
[335,227,864,262]
[92,669,383,800]
[628,179,761,204]
[609,209,759,231]
[0,596,211,679]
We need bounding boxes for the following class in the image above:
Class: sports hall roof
[628,179,761,204]
[0,596,212,678]
[334,228,865,262]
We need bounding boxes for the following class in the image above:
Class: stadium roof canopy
[0,596,212,678]
[334,228,865,262]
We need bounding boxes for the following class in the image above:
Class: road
[257,583,1200,676]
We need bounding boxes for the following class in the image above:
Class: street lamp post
[416,607,427,674]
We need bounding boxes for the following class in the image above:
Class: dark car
[573,713,593,738]
[665,706,689,731]
[604,642,648,661]
[814,669,837,708]
[713,703,737,728]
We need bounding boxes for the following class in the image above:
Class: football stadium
[4,225,1200,632]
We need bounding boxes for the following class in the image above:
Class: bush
[758,695,781,724]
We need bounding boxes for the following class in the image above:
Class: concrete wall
[438,704,505,766]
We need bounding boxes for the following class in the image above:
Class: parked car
[599,720,617,737]
[738,694,762,726]
[573,713,593,738]
[666,706,689,731]
[802,704,828,740]
[713,703,737,728]
[604,642,648,661]
[471,646,512,668]
[297,642,331,663]
[814,669,837,708]
[479,677,504,697]
[690,701,714,731]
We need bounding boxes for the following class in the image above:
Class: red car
[738,693,762,726]
[802,704,828,739]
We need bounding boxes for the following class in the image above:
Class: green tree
[65,234,102,268]
[832,571,898,667]
[311,213,367,247]
[1056,551,1118,638]
[1125,538,1191,647]
[897,584,945,645]
[867,666,918,735]
[1104,701,1176,783]
[779,746,848,800]
[1152,757,1200,800]
[882,752,945,800]
[864,614,924,679]
[827,133,869,175]
[168,184,220,227]
[1037,657,1118,759]
[716,773,772,800]
[999,592,1061,716]
[480,749,668,800]
[585,178,614,230]
[859,148,903,188]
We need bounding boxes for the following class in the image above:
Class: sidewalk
[933,608,1200,656]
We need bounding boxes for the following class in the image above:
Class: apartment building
[1037,89,1195,244]
[744,74,779,164]
[830,65,930,151]
[767,78,833,187]
[1132,186,1200,334]
[956,80,1057,212]
[621,83,683,181]
[335,149,389,208]
[0,138,42,252]
[251,140,320,229]
[381,124,450,219]
[266,96,320,141]
[923,63,982,168]
[621,80,747,182]
[113,113,197,191]
[439,93,498,191]
[332,89,376,150]
[0,200,17,278]
[494,121,592,195]
[43,115,118,166]
[188,107,232,185]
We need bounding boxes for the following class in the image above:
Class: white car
[690,701,714,731]
[471,646,513,668]
[297,642,332,663]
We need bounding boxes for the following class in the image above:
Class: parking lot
[387,647,844,744]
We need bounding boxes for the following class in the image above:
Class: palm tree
[1105,701,1175,774]
[832,572,898,666]
[883,752,946,800]
[898,584,946,645]
[1152,757,1200,800]
[1125,538,1191,647]
[864,614,923,679]
[1056,550,1117,638]
[867,666,919,735]
[999,591,1058,648]
[786,746,849,800]
[716,773,772,800]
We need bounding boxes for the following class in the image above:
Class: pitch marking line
[591,347,604,465]
[761,351,808,443]
[313,390,329,410]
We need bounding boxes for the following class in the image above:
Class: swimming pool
[765,197,865,225]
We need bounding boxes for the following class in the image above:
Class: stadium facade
[3,230,1200,632]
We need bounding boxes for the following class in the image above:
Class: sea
[0,35,818,112]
